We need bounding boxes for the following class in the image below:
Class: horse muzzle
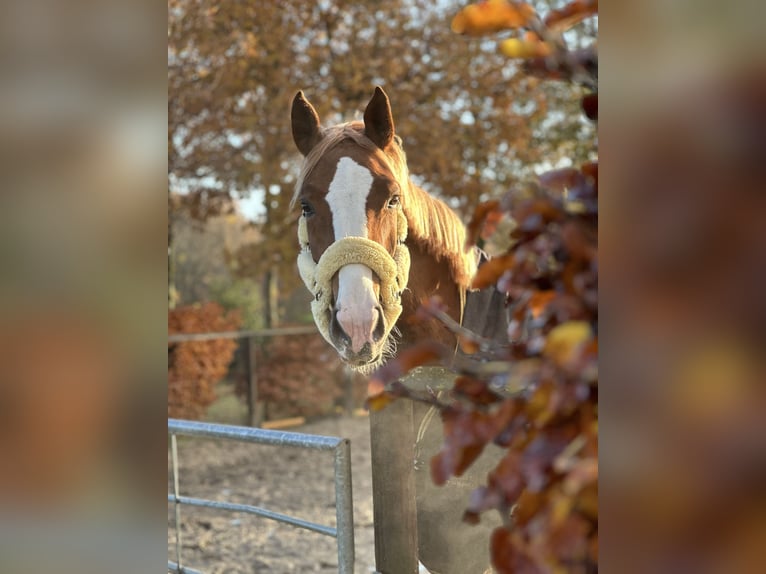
[296,213,410,370]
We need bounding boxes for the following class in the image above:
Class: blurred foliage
[168,0,596,319]
[168,302,242,420]
[169,193,262,323]
[368,2,598,572]
[209,278,263,331]
[234,332,366,420]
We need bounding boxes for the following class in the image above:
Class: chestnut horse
[291,87,507,574]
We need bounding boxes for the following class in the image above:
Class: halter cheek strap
[297,211,410,347]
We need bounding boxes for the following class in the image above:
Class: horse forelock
[293,121,477,289]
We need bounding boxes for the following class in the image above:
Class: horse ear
[364,86,395,150]
[291,90,322,156]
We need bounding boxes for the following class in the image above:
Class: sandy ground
[168,415,376,574]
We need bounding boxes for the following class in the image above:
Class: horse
[290,86,508,574]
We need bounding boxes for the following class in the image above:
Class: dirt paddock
[168,414,377,573]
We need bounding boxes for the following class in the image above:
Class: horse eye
[387,195,401,209]
[300,200,315,217]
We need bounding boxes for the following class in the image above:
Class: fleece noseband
[296,209,411,348]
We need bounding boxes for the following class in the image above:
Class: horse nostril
[372,305,386,343]
[330,309,351,346]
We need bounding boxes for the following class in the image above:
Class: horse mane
[292,121,477,288]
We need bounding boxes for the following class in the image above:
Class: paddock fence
[168,326,358,426]
[167,418,355,574]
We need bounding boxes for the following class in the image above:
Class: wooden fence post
[369,399,419,573]
[244,336,261,427]
[343,366,355,416]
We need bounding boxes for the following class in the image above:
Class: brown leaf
[466,199,501,248]
[453,375,502,405]
[432,400,517,484]
[548,513,591,563]
[471,253,515,289]
[538,167,583,194]
[491,526,540,574]
[561,220,597,262]
[368,341,446,388]
[528,290,557,319]
[511,197,564,232]
[581,161,598,194]
[488,450,525,503]
[582,92,598,120]
[512,488,546,526]
[431,442,486,485]
[544,0,598,32]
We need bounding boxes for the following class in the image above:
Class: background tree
[168,0,596,325]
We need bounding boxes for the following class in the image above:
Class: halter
[296,208,411,348]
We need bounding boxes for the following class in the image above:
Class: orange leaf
[471,253,515,289]
[512,488,546,526]
[458,334,481,354]
[466,199,501,248]
[544,0,598,32]
[368,341,445,389]
[365,391,397,412]
[452,1,536,36]
[528,290,557,319]
[499,37,552,59]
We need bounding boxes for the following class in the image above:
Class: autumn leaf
[432,400,517,484]
[499,37,552,59]
[581,161,598,194]
[452,1,537,36]
[365,390,398,412]
[543,321,593,370]
[458,333,481,354]
[561,220,597,262]
[471,253,515,289]
[453,375,502,405]
[544,0,598,32]
[368,341,446,390]
[466,199,501,248]
[512,488,546,526]
[538,167,584,194]
[490,526,537,574]
[528,290,557,319]
[582,92,598,120]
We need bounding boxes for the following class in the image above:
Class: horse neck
[398,236,463,348]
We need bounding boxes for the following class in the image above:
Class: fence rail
[168,326,327,426]
[167,325,317,343]
[168,418,355,574]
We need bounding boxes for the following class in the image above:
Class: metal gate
[167,419,355,573]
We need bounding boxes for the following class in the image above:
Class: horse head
[290,87,410,372]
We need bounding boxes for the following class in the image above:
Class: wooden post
[343,366,355,416]
[244,336,261,427]
[369,399,419,573]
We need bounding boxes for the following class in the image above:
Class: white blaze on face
[326,157,380,354]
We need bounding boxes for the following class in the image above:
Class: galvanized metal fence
[168,418,355,574]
